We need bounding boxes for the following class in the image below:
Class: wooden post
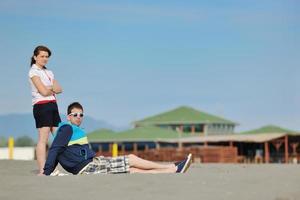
[264,142,269,163]
[179,125,183,133]
[284,135,289,163]
[109,143,112,154]
[178,142,183,149]
[229,141,233,147]
[121,144,125,154]
[155,142,160,150]
[273,141,283,151]
[191,125,195,135]
[204,125,208,136]
[290,142,299,163]
[291,143,299,155]
[133,143,138,153]
[98,145,102,153]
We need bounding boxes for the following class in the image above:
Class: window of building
[195,124,204,132]
[183,125,192,132]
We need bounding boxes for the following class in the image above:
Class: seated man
[43,102,192,176]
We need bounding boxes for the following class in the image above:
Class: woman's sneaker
[176,153,192,173]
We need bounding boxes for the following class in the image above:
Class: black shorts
[33,102,61,128]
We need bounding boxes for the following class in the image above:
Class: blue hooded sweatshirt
[43,122,96,175]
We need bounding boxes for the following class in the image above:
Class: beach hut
[238,125,300,163]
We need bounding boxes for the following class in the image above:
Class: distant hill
[0,113,120,141]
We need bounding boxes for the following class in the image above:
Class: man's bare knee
[128,154,137,160]
[128,154,139,165]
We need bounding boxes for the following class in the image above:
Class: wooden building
[87,107,300,164]
[88,126,238,163]
[88,127,300,164]
[133,106,238,135]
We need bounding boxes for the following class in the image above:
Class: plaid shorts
[79,156,130,175]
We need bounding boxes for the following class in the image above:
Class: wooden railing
[95,146,238,163]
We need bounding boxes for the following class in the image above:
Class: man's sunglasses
[68,112,84,118]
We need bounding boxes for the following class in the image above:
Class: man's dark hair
[67,102,83,114]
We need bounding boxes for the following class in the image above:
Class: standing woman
[28,45,63,175]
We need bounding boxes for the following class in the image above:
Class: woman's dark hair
[68,102,84,114]
[30,45,52,67]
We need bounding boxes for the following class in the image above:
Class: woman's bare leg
[128,154,176,170]
[36,127,51,175]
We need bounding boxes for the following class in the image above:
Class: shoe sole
[181,153,192,173]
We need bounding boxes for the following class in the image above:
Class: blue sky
[0,0,299,131]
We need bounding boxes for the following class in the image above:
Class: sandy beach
[0,160,299,200]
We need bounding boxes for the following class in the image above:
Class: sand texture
[0,160,299,200]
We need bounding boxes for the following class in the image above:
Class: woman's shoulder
[29,66,38,72]
[28,66,41,77]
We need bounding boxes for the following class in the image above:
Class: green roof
[241,125,296,134]
[88,126,191,142]
[88,129,116,141]
[134,106,237,126]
